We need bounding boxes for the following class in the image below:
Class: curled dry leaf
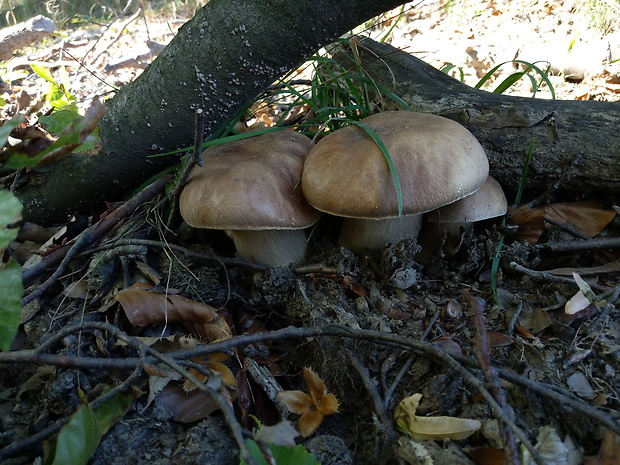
[115,282,232,340]
[394,393,481,441]
[182,352,236,392]
[277,367,340,437]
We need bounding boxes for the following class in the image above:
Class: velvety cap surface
[302,111,489,219]
[180,130,319,230]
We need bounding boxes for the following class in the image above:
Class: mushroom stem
[226,229,309,267]
[338,215,423,251]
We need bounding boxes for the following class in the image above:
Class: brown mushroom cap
[301,111,489,219]
[179,130,320,230]
[426,175,507,223]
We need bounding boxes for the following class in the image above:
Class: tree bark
[329,38,620,200]
[14,0,407,225]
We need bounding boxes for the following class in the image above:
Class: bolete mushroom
[419,175,507,258]
[426,175,507,226]
[301,111,489,250]
[179,130,320,267]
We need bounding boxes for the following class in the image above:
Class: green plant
[441,59,555,98]
[490,140,535,306]
[0,190,23,352]
[30,64,76,110]
[475,60,555,98]
[47,391,133,465]
[241,439,320,465]
[583,0,620,33]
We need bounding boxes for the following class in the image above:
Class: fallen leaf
[486,331,514,348]
[507,202,616,244]
[115,282,232,340]
[545,202,616,238]
[565,290,592,315]
[277,367,340,437]
[155,383,223,423]
[506,205,546,243]
[587,428,620,465]
[254,420,299,448]
[394,393,481,441]
[182,352,235,392]
[467,447,506,465]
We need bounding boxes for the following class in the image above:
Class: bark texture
[15,0,407,225]
[330,38,620,199]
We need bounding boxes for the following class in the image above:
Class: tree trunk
[329,38,620,200]
[14,0,407,225]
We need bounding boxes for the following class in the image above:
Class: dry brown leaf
[545,202,616,238]
[508,202,616,244]
[182,353,236,392]
[394,393,481,441]
[486,331,514,348]
[587,428,620,465]
[544,259,620,277]
[506,205,546,244]
[115,282,232,340]
[467,447,506,465]
[155,383,223,423]
[277,367,340,437]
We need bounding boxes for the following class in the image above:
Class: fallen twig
[4,321,619,464]
[0,366,142,462]
[537,236,620,253]
[21,173,173,300]
[508,261,610,292]
[464,289,521,465]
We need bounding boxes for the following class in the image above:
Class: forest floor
[1,1,620,464]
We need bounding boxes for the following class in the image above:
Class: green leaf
[0,190,22,248]
[0,116,25,149]
[51,393,133,465]
[0,259,23,352]
[0,190,23,352]
[39,105,81,135]
[270,444,320,465]
[30,63,56,84]
[241,439,320,465]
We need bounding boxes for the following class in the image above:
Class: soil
[1,1,620,465]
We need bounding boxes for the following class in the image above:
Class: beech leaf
[394,393,481,441]
[115,282,231,340]
[276,367,339,437]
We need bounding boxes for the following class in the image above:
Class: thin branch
[508,261,610,292]
[0,366,142,462]
[21,173,173,293]
[464,289,521,465]
[348,351,398,443]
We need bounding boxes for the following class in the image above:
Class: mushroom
[426,175,507,227]
[418,175,507,259]
[179,130,320,267]
[301,111,489,250]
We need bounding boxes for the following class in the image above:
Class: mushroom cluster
[179,111,506,266]
[301,111,504,251]
[179,130,319,267]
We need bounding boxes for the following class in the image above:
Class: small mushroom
[426,175,507,227]
[301,111,489,250]
[179,130,320,267]
[419,175,507,258]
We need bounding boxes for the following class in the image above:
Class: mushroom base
[338,215,423,251]
[226,229,309,267]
